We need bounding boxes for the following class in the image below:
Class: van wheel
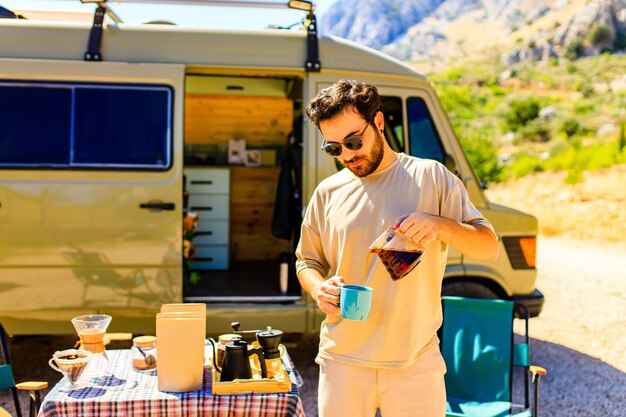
[441,281,499,299]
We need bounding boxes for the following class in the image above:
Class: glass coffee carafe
[369,227,424,281]
[71,314,112,378]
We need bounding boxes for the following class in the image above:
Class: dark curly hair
[305,80,382,127]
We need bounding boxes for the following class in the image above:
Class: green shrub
[545,140,623,174]
[506,98,541,131]
[510,153,543,178]
[576,81,594,97]
[573,102,593,114]
[588,143,618,169]
[548,137,570,157]
[517,119,551,142]
[560,118,581,137]
[567,63,578,73]
[459,133,504,184]
[489,84,507,97]
[619,121,625,150]
[587,24,613,50]
[437,84,477,120]
[444,67,464,82]
[544,146,576,171]
[564,38,584,60]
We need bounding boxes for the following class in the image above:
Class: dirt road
[510,237,625,416]
[2,237,625,416]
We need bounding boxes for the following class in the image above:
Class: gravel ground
[2,237,625,416]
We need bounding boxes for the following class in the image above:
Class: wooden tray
[211,358,292,395]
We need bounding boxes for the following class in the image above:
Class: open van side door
[0,59,184,334]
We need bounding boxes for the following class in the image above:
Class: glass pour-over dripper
[71,314,112,378]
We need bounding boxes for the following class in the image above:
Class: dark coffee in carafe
[370,248,423,281]
[369,227,424,281]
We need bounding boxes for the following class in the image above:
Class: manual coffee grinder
[71,314,112,377]
[231,322,284,378]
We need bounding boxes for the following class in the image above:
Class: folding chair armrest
[529,365,547,416]
[15,381,48,391]
[529,365,547,382]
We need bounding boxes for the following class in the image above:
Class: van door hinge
[304,11,321,72]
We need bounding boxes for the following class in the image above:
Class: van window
[407,97,445,163]
[0,82,172,169]
[381,96,404,152]
[0,85,72,165]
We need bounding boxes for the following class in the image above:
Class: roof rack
[77,0,321,71]
[86,0,299,7]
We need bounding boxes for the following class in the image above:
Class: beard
[343,129,385,177]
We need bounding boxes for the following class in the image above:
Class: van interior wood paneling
[185,95,292,146]
[230,166,289,261]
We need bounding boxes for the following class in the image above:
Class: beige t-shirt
[295,153,494,368]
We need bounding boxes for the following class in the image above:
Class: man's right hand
[314,275,344,316]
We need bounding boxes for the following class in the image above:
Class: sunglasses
[320,122,370,157]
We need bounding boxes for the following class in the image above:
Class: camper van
[0,0,543,336]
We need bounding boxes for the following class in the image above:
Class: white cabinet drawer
[194,221,229,245]
[192,245,229,270]
[188,195,229,219]
[184,169,230,194]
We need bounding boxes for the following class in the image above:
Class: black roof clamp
[82,0,123,62]
[304,9,321,72]
[287,1,321,72]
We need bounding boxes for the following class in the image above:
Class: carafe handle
[247,346,267,379]
[207,338,221,373]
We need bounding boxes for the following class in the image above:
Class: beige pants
[317,347,446,417]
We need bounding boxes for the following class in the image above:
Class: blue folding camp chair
[0,325,48,417]
[441,296,547,417]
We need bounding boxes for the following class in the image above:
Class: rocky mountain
[319,0,445,50]
[319,0,626,66]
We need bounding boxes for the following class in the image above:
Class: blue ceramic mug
[340,285,373,321]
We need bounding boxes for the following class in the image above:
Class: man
[295,80,499,417]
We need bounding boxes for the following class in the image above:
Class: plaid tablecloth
[38,349,306,417]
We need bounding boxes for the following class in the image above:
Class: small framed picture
[245,150,262,167]
[228,139,246,165]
